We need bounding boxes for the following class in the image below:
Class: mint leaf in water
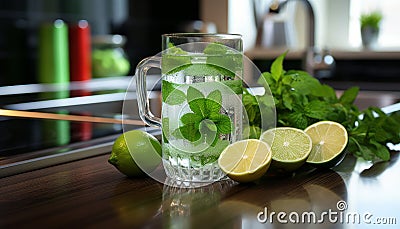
[176,86,232,142]
[162,43,191,74]
[162,80,186,105]
[187,86,204,102]
[206,90,222,113]
[209,113,232,134]
[175,123,201,142]
[180,113,203,125]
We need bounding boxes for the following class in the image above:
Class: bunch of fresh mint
[244,52,400,162]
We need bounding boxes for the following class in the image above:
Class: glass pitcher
[136,33,243,183]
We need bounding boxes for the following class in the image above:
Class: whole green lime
[108,130,162,177]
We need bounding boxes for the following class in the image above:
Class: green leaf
[270,51,287,81]
[340,87,359,105]
[370,140,390,161]
[189,98,207,118]
[180,113,203,125]
[187,86,204,102]
[258,72,275,86]
[282,93,294,110]
[162,80,186,105]
[314,84,337,100]
[175,123,201,142]
[286,112,309,129]
[200,119,218,133]
[203,42,228,55]
[209,113,232,134]
[187,86,206,116]
[358,144,376,161]
[304,100,333,120]
[206,90,222,113]
[162,117,170,143]
[287,70,321,95]
[161,44,191,74]
[244,125,261,139]
[222,80,243,94]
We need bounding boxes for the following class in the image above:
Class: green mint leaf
[180,113,203,125]
[358,144,378,161]
[244,125,262,139]
[204,43,242,79]
[199,119,219,146]
[193,139,230,165]
[174,123,201,142]
[286,70,321,95]
[206,90,222,114]
[258,72,276,87]
[340,87,359,105]
[162,117,170,143]
[256,94,275,108]
[187,86,206,116]
[222,80,243,94]
[187,86,204,102]
[305,100,333,120]
[162,44,191,74]
[370,140,390,161]
[209,113,232,134]
[286,112,309,129]
[282,93,294,110]
[162,80,186,105]
[315,84,338,101]
[189,98,207,117]
[183,64,232,77]
[204,42,228,55]
[200,119,218,133]
[270,51,287,81]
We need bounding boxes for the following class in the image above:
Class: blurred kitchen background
[1,0,400,175]
[1,0,400,86]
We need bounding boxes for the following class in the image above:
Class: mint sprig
[174,86,232,144]
[244,51,400,162]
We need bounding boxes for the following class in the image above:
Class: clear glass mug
[136,33,243,183]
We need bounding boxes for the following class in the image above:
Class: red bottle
[69,20,92,83]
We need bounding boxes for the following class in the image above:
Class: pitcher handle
[135,56,162,128]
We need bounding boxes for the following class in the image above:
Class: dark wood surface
[1,150,399,228]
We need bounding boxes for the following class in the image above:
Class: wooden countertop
[1,150,400,228]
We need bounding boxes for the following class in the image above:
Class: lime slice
[218,139,272,183]
[304,121,348,168]
[260,127,312,173]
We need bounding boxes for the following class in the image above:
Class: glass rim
[162,33,242,40]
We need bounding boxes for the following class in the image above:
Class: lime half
[260,127,312,173]
[218,139,272,183]
[304,121,348,168]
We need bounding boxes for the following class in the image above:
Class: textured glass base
[163,159,225,184]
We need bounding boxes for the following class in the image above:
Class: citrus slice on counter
[218,139,272,183]
[304,121,348,168]
[260,127,312,173]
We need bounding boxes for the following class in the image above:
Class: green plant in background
[360,11,383,30]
